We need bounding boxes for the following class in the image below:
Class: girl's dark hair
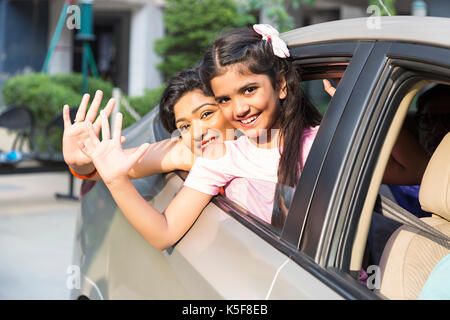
[199,28,322,228]
[159,68,212,133]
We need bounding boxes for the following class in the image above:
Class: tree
[369,0,397,16]
[241,0,316,32]
[154,0,255,79]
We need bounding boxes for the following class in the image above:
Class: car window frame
[282,41,377,248]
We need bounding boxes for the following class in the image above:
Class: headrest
[419,132,450,221]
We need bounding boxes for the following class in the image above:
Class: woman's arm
[382,127,429,185]
[126,138,194,179]
[79,111,212,250]
[85,138,194,181]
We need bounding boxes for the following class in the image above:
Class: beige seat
[376,132,450,300]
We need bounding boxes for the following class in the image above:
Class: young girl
[78,24,321,250]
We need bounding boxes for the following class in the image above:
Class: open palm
[62,91,118,168]
[79,111,150,186]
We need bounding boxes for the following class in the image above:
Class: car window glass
[301,79,334,115]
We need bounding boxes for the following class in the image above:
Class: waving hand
[78,111,150,186]
[62,90,121,174]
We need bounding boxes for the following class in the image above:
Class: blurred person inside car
[63,67,235,182]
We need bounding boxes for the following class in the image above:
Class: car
[69,16,450,300]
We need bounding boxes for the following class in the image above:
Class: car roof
[281,16,450,49]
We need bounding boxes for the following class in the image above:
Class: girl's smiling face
[174,89,233,156]
[210,67,286,147]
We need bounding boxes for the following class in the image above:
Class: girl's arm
[80,111,212,250]
[107,178,211,250]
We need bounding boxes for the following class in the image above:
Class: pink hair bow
[253,24,290,58]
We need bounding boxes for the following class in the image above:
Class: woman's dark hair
[199,28,322,228]
[159,68,212,133]
[417,84,450,115]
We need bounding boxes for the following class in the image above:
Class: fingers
[101,110,110,140]
[92,98,116,134]
[75,94,90,122]
[63,105,71,130]
[323,79,336,97]
[112,113,123,145]
[121,136,127,144]
[103,98,116,118]
[129,143,150,166]
[85,121,100,146]
[85,90,104,122]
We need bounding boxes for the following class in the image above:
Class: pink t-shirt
[184,126,319,223]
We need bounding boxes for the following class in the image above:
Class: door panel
[101,173,298,299]
[268,260,343,299]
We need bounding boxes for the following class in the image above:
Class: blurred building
[0,0,164,104]
[286,0,450,27]
[1,0,450,105]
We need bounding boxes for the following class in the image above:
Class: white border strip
[265,258,290,300]
[83,276,105,300]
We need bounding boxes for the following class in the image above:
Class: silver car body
[70,16,450,300]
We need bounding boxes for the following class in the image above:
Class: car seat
[375,132,450,300]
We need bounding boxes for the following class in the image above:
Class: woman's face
[173,89,233,156]
[210,66,286,147]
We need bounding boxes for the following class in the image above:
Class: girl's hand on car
[323,79,337,97]
[78,111,150,186]
[62,90,124,174]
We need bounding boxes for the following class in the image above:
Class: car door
[286,40,450,300]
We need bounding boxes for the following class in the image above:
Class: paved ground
[0,171,81,299]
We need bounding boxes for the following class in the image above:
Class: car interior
[350,80,450,300]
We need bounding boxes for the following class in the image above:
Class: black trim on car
[388,42,450,69]
[282,41,376,248]
[289,41,359,59]
[336,72,421,270]
[293,251,382,300]
[298,42,393,261]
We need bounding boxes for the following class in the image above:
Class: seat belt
[374,194,450,243]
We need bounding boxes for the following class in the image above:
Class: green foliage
[51,73,114,99]
[154,0,255,79]
[2,73,162,152]
[123,86,166,129]
[369,0,397,16]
